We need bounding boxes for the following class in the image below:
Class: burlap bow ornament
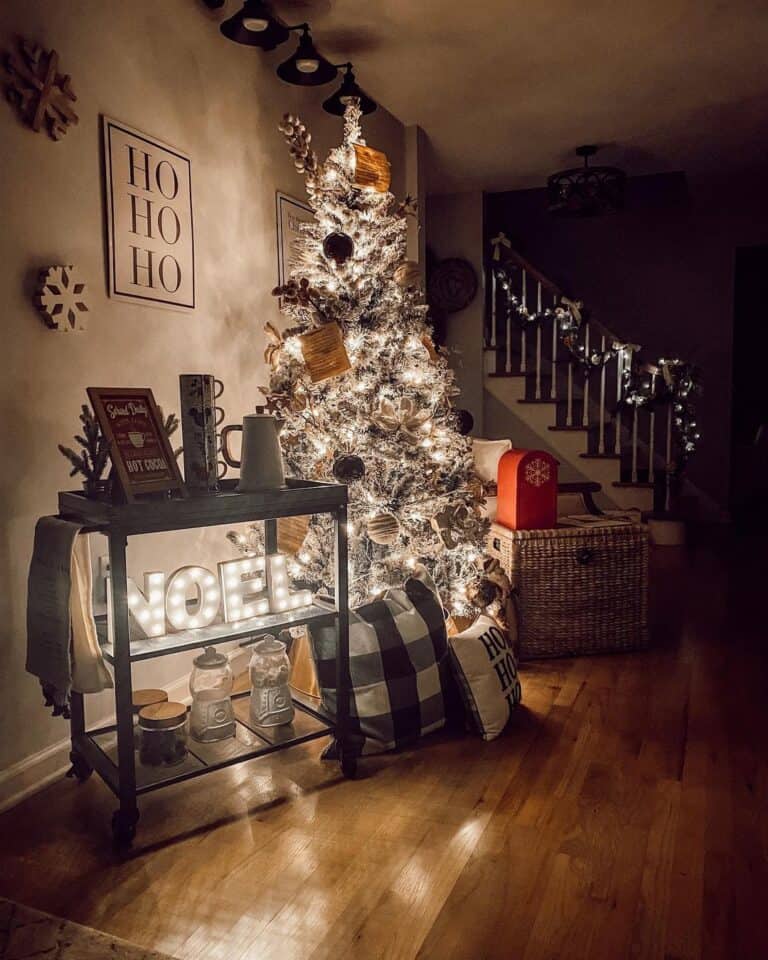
[264,321,284,370]
[430,502,471,549]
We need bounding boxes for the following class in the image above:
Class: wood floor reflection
[1,539,765,960]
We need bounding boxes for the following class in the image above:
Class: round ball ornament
[367,512,400,546]
[332,454,366,483]
[454,408,474,436]
[394,260,422,291]
[323,232,355,265]
[428,258,478,314]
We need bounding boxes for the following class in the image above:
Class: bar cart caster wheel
[340,751,357,780]
[66,751,92,783]
[111,809,139,849]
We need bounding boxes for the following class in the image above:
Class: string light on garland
[491,259,701,472]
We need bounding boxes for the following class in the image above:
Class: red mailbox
[496,449,559,530]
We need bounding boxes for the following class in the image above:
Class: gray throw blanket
[26,516,112,717]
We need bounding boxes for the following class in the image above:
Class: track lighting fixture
[219,1,290,50]
[219,8,366,100]
[323,63,377,115]
[276,25,338,87]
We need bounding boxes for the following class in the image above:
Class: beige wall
[0,0,404,773]
[425,191,485,435]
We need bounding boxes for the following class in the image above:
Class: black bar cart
[58,478,352,848]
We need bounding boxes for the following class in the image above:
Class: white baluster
[631,405,639,484]
[665,403,673,512]
[598,335,607,454]
[534,281,543,399]
[535,325,542,400]
[567,361,574,426]
[520,270,527,373]
[582,323,590,427]
[614,350,623,455]
[490,269,497,348]
[648,409,656,484]
[550,296,558,400]
[505,297,512,374]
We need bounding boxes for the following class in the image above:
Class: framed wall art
[87,387,187,502]
[276,191,314,287]
[102,116,195,311]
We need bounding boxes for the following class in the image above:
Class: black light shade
[323,64,377,115]
[547,145,625,217]
[220,1,290,50]
[276,26,337,86]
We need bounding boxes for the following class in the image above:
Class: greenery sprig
[58,404,110,482]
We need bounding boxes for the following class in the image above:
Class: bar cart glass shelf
[58,479,352,848]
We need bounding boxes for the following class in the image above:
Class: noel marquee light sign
[125,553,312,639]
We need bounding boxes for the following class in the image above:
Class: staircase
[484,245,673,515]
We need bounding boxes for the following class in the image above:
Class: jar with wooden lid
[138,701,188,767]
[132,689,168,748]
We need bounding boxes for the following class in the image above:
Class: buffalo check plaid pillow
[308,575,453,757]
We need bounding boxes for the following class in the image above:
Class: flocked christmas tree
[260,101,488,613]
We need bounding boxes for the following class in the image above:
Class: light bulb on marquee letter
[127,572,167,638]
[165,566,221,631]
[218,557,269,623]
[266,553,313,612]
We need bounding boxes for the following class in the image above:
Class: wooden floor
[1,540,766,959]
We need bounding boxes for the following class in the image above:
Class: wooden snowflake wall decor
[35,266,89,331]
[4,38,78,140]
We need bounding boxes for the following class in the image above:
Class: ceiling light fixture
[276,24,338,86]
[547,145,626,217]
[219,1,290,50]
[323,63,377,116]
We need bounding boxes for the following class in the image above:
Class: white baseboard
[0,737,72,814]
[0,672,192,815]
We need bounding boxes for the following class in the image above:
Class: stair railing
[487,236,700,512]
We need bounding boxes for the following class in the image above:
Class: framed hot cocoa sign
[102,116,195,311]
[87,387,186,502]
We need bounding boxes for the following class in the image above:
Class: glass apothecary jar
[249,635,294,727]
[138,702,188,767]
[189,646,235,742]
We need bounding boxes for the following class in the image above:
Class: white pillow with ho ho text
[448,615,521,741]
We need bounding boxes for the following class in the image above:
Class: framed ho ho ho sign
[102,116,195,311]
[87,387,186,502]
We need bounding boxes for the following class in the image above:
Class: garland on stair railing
[489,233,701,476]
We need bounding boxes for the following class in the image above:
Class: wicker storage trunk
[487,522,649,659]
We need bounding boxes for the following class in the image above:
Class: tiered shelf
[83,691,333,795]
[97,602,337,663]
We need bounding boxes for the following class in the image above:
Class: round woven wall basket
[428,258,478,313]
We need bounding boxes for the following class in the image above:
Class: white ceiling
[273,0,768,193]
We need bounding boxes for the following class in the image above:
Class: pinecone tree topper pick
[279,113,318,181]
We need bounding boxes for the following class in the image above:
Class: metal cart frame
[58,479,352,848]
